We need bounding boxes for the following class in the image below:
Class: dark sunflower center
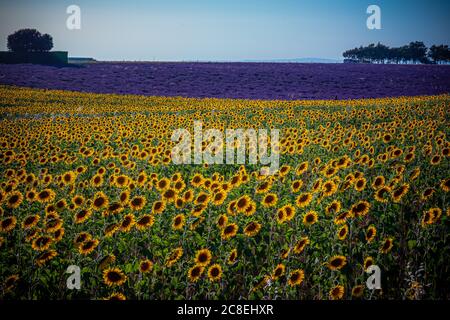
[94,197,105,207]
[9,195,19,203]
[210,268,219,277]
[191,267,201,277]
[331,258,343,267]
[107,271,122,282]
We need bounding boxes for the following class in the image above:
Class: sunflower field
[0,85,449,300]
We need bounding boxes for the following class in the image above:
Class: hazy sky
[0,0,449,61]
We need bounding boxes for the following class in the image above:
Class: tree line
[343,42,450,64]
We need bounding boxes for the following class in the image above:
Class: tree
[7,29,53,52]
[428,45,450,64]
[406,41,428,64]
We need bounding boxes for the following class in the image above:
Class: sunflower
[312,178,323,193]
[210,190,226,206]
[325,200,341,215]
[364,256,374,271]
[195,248,212,266]
[328,255,347,270]
[351,284,365,298]
[374,186,391,203]
[217,214,228,229]
[45,218,63,233]
[137,171,148,186]
[152,200,166,214]
[74,209,92,224]
[430,155,441,165]
[61,171,76,185]
[73,232,91,247]
[280,247,290,259]
[51,226,63,242]
[160,188,176,203]
[32,235,52,251]
[192,204,207,217]
[72,195,84,208]
[296,161,309,175]
[139,259,153,273]
[106,293,126,300]
[119,190,130,205]
[421,209,435,227]
[430,207,442,222]
[22,215,40,230]
[322,180,338,196]
[220,247,235,267]
[337,224,349,240]
[191,174,204,187]
[4,275,19,291]
[293,237,309,254]
[115,175,130,188]
[98,254,116,270]
[107,202,123,215]
[372,176,386,189]
[25,190,37,202]
[244,221,262,237]
[188,264,205,282]
[135,214,154,230]
[329,285,345,300]
[354,178,367,192]
[380,238,394,254]
[1,216,17,233]
[256,180,272,194]
[207,264,223,282]
[243,201,257,216]
[303,211,318,226]
[173,179,186,193]
[92,191,109,210]
[272,263,285,280]
[129,196,146,211]
[36,250,58,267]
[296,192,313,208]
[221,223,238,240]
[235,195,251,213]
[6,191,23,209]
[79,238,99,255]
[410,167,421,181]
[421,188,435,201]
[350,200,370,217]
[391,184,410,203]
[90,174,103,188]
[275,207,287,224]
[55,199,67,211]
[440,178,450,192]
[103,267,127,286]
[366,225,377,243]
[166,247,183,267]
[291,180,303,193]
[120,214,135,232]
[172,214,185,230]
[288,269,305,287]
[36,189,55,203]
[104,223,120,237]
[323,165,337,178]
[183,190,194,202]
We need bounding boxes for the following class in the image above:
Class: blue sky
[0,0,449,61]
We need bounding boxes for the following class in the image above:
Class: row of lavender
[1,62,449,100]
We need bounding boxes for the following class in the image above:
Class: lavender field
[1,62,449,100]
